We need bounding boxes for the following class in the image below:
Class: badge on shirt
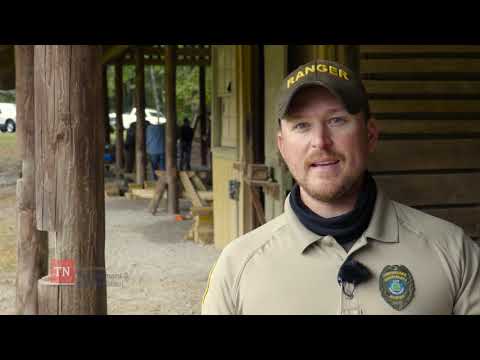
[379,265,415,311]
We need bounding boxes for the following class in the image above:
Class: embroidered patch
[379,265,415,311]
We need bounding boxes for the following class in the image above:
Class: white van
[0,103,16,133]
[109,108,167,129]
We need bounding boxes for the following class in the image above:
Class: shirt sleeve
[453,233,480,315]
[201,253,237,315]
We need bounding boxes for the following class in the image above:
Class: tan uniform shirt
[201,189,480,315]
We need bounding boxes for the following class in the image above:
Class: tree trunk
[15,45,48,315]
[165,46,179,214]
[149,65,162,117]
[34,45,107,315]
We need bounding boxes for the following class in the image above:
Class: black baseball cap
[276,59,370,120]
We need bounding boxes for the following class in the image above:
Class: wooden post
[34,45,107,315]
[165,45,179,214]
[199,65,208,167]
[15,45,48,315]
[135,47,146,186]
[103,66,111,146]
[115,62,125,172]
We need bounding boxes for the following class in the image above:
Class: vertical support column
[15,45,48,315]
[115,62,125,173]
[103,66,111,146]
[165,45,179,214]
[199,65,208,167]
[34,45,107,315]
[135,47,146,186]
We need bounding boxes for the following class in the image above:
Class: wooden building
[209,45,480,249]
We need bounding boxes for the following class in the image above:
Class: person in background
[179,117,194,171]
[124,122,136,173]
[146,119,166,181]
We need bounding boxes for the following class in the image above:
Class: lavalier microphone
[337,259,371,298]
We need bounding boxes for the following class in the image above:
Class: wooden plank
[197,191,213,202]
[53,45,72,232]
[15,45,49,315]
[191,207,213,216]
[361,59,480,73]
[360,45,480,54]
[179,171,203,207]
[376,119,480,136]
[15,46,35,161]
[34,45,57,231]
[371,100,480,113]
[375,173,480,207]
[190,173,208,192]
[247,164,270,181]
[248,184,266,226]
[149,46,211,57]
[422,206,480,238]
[121,58,211,66]
[364,80,480,95]
[16,179,48,315]
[131,188,155,199]
[369,139,480,172]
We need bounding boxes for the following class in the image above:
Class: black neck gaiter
[289,172,377,245]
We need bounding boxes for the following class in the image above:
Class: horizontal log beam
[360,45,480,54]
[102,45,131,64]
[120,58,211,66]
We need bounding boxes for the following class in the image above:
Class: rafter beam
[101,45,131,64]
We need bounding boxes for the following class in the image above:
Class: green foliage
[0,90,15,103]
[106,64,212,126]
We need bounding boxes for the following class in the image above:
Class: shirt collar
[284,187,399,254]
[284,194,323,254]
[363,187,399,244]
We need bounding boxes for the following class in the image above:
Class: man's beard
[294,172,363,204]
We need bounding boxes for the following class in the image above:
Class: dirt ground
[0,134,221,315]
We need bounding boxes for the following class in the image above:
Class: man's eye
[328,117,347,126]
[293,122,309,130]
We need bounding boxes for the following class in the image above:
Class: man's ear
[277,123,286,160]
[366,117,379,153]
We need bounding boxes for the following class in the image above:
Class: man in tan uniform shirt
[202,60,480,315]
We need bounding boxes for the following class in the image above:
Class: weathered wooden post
[199,65,208,167]
[103,66,111,146]
[135,46,146,186]
[165,45,179,214]
[34,45,107,315]
[15,45,49,315]
[115,61,125,173]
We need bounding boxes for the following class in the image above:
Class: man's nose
[311,124,333,149]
